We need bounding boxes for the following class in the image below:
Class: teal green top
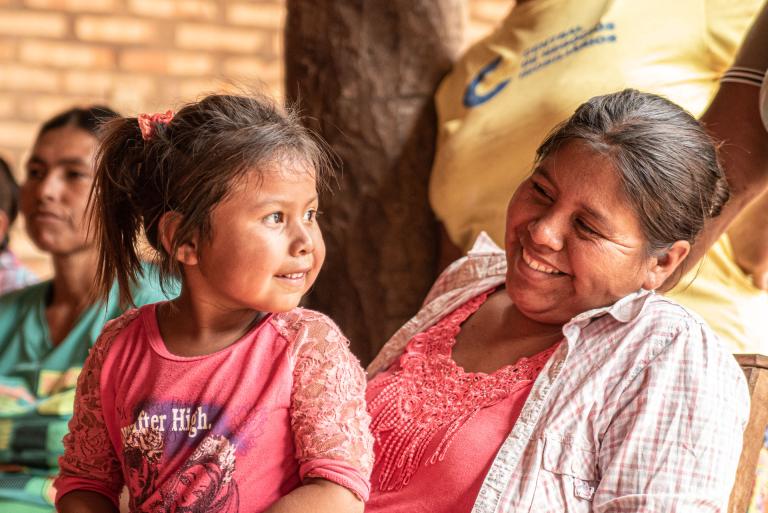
[0,265,178,508]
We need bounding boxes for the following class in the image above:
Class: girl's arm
[271,311,374,513]
[265,478,362,513]
[54,317,129,512]
[57,490,119,513]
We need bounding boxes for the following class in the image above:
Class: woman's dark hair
[535,89,729,260]
[38,105,121,138]
[0,157,19,250]
[92,93,334,306]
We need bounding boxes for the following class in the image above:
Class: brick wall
[0,0,513,277]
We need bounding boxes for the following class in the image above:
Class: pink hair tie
[137,110,174,141]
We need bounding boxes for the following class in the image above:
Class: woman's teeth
[522,248,562,275]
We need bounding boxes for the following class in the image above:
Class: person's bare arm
[57,490,119,513]
[264,478,363,513]
[728,188,768,289]
[664,2,768,287]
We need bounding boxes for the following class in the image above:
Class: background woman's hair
[0,156,19,251]
[38,105,121,138]
[92,92,335,306]
[535,88,729,260]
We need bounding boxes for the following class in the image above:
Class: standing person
[366,89,750,512]
[0,107,175,512]
[0,156,37,295]
[55,94,373,513]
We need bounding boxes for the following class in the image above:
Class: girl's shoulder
[90,306,149,360]
[269,308,351,356]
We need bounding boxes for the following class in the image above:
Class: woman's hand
[728,188,768,290]
[264,478,363,513]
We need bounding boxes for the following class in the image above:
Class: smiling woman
[365,89,747,513]
[0,107,177,512]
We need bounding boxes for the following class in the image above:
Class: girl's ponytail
[90,116,148,306]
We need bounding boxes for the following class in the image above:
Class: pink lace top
[55,304,373,511]
[366,289,557,513]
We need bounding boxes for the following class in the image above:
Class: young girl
[54,94,373,513]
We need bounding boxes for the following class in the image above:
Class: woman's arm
[669,1,768,282]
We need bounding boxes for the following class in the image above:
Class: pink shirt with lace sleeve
[55,304,372,511]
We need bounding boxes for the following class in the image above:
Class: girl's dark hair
[0,157,19,250]
[536,89,729,259]
[38,105,121,138]
[92,93,334,306]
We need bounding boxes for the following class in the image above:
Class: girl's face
[504,140,660,325]
[189,160,325,314]
[20,126,98,256]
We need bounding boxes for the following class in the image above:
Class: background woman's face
[20,125,97,257]
[504,140,658,325]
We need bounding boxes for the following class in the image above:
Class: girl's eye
[304,209,321,222]
[264,212,284,225]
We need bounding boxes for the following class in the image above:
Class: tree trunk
[285,0,465,363]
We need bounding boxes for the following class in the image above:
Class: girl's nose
[527,212,565,252]
[290,223,315,256]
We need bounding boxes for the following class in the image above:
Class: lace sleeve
[54,311,139,507]
[275,310,373,501]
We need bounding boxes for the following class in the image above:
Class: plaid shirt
[368,233,749,513]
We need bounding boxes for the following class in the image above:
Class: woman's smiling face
[504,140,659,325]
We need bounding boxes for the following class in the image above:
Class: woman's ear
[642,240,691,290]
[158,211,199,266]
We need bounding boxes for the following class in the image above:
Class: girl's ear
[642,240,691,290]
[158,211,199,266]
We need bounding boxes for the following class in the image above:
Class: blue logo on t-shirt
[463,56,511,108]
[462,22,617,109]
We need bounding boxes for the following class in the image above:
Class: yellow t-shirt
[669,236,768,354]
[430,0,759,250]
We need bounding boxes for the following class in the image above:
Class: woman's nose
[528,213,565,251]
[36,173,61,201]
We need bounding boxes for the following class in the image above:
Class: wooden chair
[730,354,768,513]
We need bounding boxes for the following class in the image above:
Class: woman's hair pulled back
[535,89,729,257]
[92,93,334,306]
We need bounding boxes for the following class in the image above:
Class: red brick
[223,57,282,82]
[62,70,155,96]
[128,0,218,20]
[16,94,97,121]
[0,10,67,38]
[0,39,15,61]
[19,40,114,69]
[75,16,157,44]
[175,23,272,53]
[225,3,285,29]
[120,49,213,76]
[0,64,60,92]
[0,120,39,149]
[24,0,117,12]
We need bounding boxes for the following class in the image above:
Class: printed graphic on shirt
[118,401,267,513]
[464,22,618,107]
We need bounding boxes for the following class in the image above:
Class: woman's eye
[576,218,599,236]
[66,170,88,180]
[264,212,284,225]
[532,183,553,201]
[26,168,44,180]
